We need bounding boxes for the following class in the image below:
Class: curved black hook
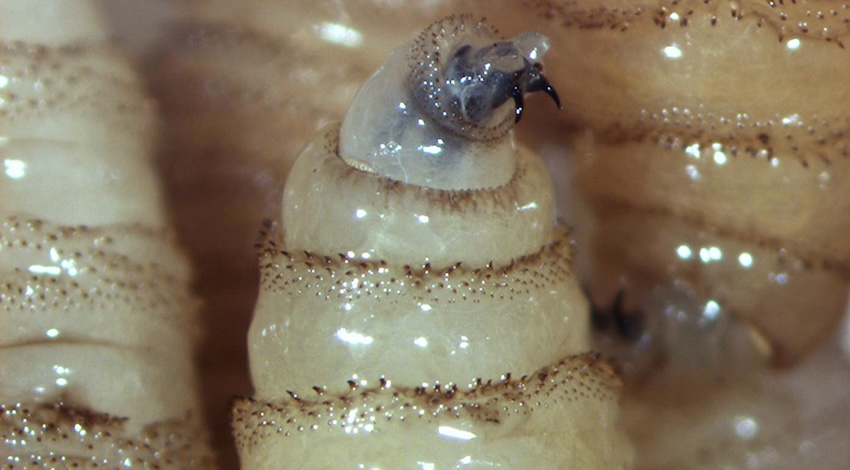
[513,63,562,123]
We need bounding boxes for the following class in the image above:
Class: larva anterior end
[237,15,632,469]
[407,16,557,135]
[340,15,560,190]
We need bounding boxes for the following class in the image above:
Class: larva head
[410,16,561,139]
[339,16,561,190]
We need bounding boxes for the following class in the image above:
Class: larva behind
[0,1,212,467]
[531,0,850,467]
[233,15,633,469]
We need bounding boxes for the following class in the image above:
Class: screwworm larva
[528,0,850,467]
[232,15,632,469]
[0,1,212,466]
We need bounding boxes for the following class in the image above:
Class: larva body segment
[0,1,212,466]
[523,0,850,467]
[532,0,850,365]
[235,16,632,469]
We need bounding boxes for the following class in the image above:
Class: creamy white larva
[526,0,850,467]
[234,15,631,469]
[0,1,212,466]
[534,0,850,366]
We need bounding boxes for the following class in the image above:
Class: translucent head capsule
[340,16,561,190]
[411,20,561,137]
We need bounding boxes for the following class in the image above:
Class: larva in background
[0,0,212,467]
[232,15,632,469]
[536,0,850,365]
[528,0,850,467]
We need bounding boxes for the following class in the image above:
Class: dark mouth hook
[527,64,562,109]
[535,73,562,110]
[512,84,525,123]
[513,65,562,123]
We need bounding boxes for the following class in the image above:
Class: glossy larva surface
[252,150,584,396]
[0,0,211,466]
[236,354,623,469]
[534,0,850,124]
[239,15,632,469]
[0,220,198,427]
[540,0,850,363]
[528,0,850,467]
[0,41,165,227]
[283,128,554,268]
